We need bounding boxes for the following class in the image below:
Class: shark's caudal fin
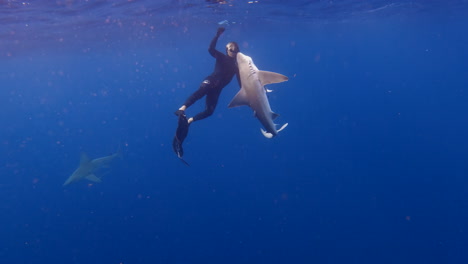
[261,129,274,139]
[257,71,288,86]
[261,123,288,138]
[115,144,124,159]
[277,123,288,133]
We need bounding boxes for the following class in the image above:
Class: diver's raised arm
[208,27,225,58]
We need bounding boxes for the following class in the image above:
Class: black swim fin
[175,114,189,143]
[172,114,190,166]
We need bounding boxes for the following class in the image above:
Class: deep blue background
[0,1,467,263]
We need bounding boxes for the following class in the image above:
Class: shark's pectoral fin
[258,71,288,86]
[228,88,250,108]
[86,174,102,183]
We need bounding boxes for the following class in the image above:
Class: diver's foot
[174,109,185,117]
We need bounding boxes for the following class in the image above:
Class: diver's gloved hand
[217,27,225,36]
[174,109,185,117]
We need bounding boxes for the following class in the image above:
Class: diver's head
[226,42,240,58]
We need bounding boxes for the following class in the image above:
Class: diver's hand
[216,27,225,37]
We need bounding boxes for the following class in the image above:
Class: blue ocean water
[1,0,468,263]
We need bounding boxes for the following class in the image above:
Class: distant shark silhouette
[228,52,289,138]
[63,151,121,186]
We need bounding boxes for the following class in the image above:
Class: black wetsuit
[172,32,238,162]
[183,34,240,121]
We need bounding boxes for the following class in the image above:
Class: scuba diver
[172,27,240,164]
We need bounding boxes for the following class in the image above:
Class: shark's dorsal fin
[80,153,91,166]
[228,88,250,108]
[271,112,280,120]
[85,174,102,183]
[257,71,288,86]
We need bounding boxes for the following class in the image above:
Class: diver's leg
[191,89,221,122]
[176,80,210,115]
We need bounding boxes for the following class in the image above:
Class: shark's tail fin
[261,123,288,138]
[115,144,123,160]
[277,123,288,133]
[261,129,274,138]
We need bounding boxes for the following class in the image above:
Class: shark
[228,52,289,138]
[63,151,121,186]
